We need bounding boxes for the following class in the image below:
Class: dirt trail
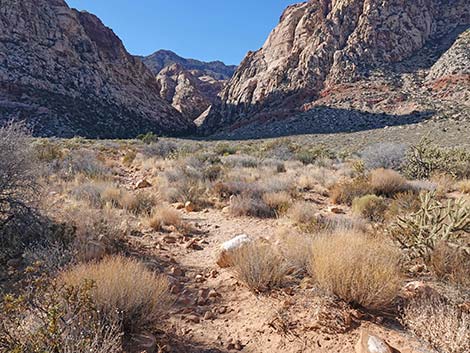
[120,167,430,353]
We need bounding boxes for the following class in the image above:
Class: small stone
[204,310,215,320]
[355,331,399,353]
[195,274,205,283]
[173,202,185,210]
[208,289,218,299]
[163,235,177,244]
[187,314,200,324]
[185,201,196,212]
[131,332,157,353]
[136,179,152,189]
[328,206,345,214]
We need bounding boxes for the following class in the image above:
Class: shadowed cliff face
[0,0,195,138]
[201,0,470,135]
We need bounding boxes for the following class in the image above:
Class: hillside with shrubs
[0,124,468,353]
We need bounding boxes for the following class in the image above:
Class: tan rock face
[0,0,194,138]
[156,63,223,120]
[201,0,470,134]
[143,50,236,121]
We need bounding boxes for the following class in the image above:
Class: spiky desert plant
[391,191,470,261]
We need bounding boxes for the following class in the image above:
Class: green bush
[352,195,388,222]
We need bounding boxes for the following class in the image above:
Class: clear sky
[65,0,300,65]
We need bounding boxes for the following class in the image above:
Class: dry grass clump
[149,205,183,230]
[330,177,371,205]
[456,179,470,194]
[430,172,456,196]
[276,228,313,275]
[231,241,289,292]
[429,242,470,288]
[352,195,388,222]
[288,201,319,232]
[386,191,421,220]
[229,194,275,218]
[309,232,403,311]
[402,297,469,353]
[370,168,408,196]
[262,191,292,215]
[60,256,170,334]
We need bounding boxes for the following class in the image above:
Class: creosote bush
[60,256,170,334]
[309,232,402,311]
[231,241,289,292]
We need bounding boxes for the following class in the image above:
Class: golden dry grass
[288,201,318,232]
[276,228,313,275]
[231,241,289,292]
[149,205,182,230]
[308,231,403,311]
[370,168,408,196]
[456,179,470,194]
[430,242,470,289]
[60,255,170,334]
[330,177,371,205]
[262,191,292,215]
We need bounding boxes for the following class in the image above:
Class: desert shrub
[214,142,237,155]
[403,137,470,179]
[360,142,407,170]
[229,194,275,218]
[288,201,318,232]
[429,242,470,288]
[168,178,207,207]
[294,146,335,165]
[0,273,123,353]
[386,191,421,220]
[430,172,456,196]
[352,195,388,222]
[33,138,64,162]
[149,205,182,231]
[122,150,136,167]
[231,241,289,292]
[370,168,408,196]
[0,123,38,227]
[261,158,286,173]
[223,154,259,168]
[456,179,470,194]
[402,297,469,353]
[59,149,111,180]
[309,232,402,311]
[137,131,159,144]
[142,140,177,159]
[262,191,292,215]
[260,138,296,160]
[60,256,170,334]
[407,179,437,193]
[276,229,313,276]
[330,177,371,205]
[121,191,157,216]
[391,191,470,261]
[71,182,110,207]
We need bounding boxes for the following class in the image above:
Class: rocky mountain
[142,50,237,80]
[201,0,470,136]
[142,50,236,121]
[0,0,194,138]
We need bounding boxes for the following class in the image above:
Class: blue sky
[65,1,299,65]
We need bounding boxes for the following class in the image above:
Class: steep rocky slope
[0,0,194,138]
[143,50,236,120]
[201,0,470,135]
